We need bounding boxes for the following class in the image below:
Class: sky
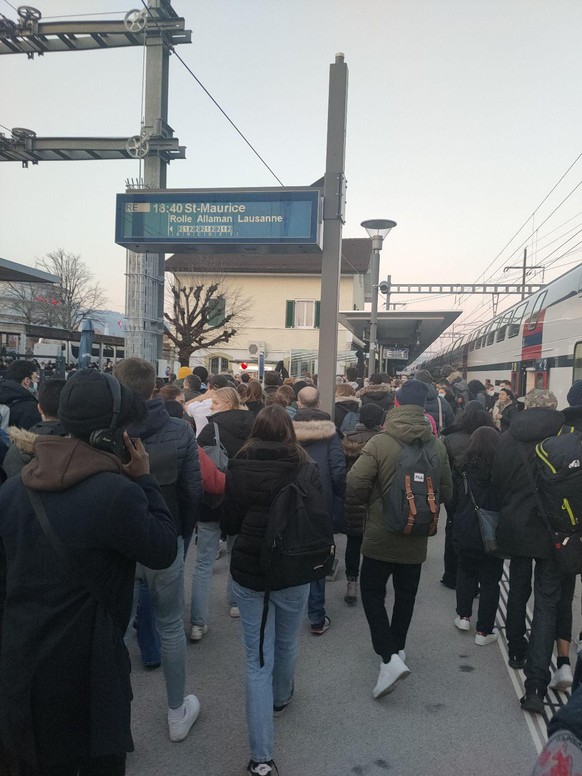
[2,0,582,352]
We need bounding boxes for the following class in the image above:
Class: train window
[496,310,512,343]
[486,320,497,346]
[508,301,529,338]
[475,327,483,349]
[574,341,582,382]
[528,291,547,331]
[469,340,475,352]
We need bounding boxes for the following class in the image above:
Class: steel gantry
[0,2,192,362]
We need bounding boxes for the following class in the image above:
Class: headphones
[88,373,131,463]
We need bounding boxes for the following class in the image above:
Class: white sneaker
[373,654,410,699]
[168,695,201,742]
[454,616,471,631]
[549,664,573,690]
[475,629,498,646]
[229,606,240,618]
[189,624,208,642]
[398,650,406,663]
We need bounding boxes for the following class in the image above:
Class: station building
[165,238,373,376]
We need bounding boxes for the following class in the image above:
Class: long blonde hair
[212,386,240,410]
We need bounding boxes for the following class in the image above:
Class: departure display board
[115,189,322,252]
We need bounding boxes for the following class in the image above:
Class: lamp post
[361,218,397,376]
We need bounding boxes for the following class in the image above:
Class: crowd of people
[0,357,580,774]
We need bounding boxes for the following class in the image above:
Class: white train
[416,262,582,408]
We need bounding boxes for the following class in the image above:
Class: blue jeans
[233,580,309,763]
[136,581,161,666]
[126,537,186,709]
[307,578,326,626]
[190,522,235,626]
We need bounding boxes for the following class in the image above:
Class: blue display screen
[115,189,321,248]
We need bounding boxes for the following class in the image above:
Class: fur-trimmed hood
[3,421,70,480]
[293,417,338,444]
[335,397,361,410]
[356,383,392,399]
[8,426,38,455]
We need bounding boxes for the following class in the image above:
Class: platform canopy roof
[0,257,59,284]
[338,309,462,364]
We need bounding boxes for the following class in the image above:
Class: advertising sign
[115,188,322,252]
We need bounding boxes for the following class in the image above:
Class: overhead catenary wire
[454,152,582,309]
[139,0,285,187]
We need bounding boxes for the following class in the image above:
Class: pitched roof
[165,238,371,276]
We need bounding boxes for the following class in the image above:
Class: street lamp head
[361,218,397,240]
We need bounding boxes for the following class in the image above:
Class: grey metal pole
[317,53,348,417]
[521,247,527,301]
[385,274,392,310]
[125,0,170,363]
[368,238,381,376]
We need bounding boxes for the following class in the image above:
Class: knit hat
[567,380,582,407]
[177,366,192,380]
[359,402,385,429]
[395,379,430,408]
[58,370,135,438]
[414,369,433,384]
[519,388,558,409]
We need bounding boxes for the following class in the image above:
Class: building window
[285,300,321,329]
[209,356,229,374]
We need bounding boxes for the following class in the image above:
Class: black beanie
[395,379,430,408]
[567,380,582,407]
[58,370,135,438]
[414,369,433,384]
[359,402,385,429]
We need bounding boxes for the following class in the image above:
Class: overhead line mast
[0,2,192,362]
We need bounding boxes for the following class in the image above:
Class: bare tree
[5,249,107,330]
[164,274,251,366]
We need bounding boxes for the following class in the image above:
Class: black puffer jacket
[492,407,565,559]
[499,401,519,432]
[440,426,471,472]
[562,405,582,431]
[356,383,394,412]
[126,398,201,538]
[424,384,455,431]
[450,465,500,556]
[334,398,361,431]
[222,441,323,591]
[196,408,255,458]
[0,380,40,430]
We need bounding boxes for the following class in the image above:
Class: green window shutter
[285,300,295,328]
[314,301,321,329]
[208,297,226,327]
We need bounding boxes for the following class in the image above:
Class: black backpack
[381,435,441,537]
[258,462,335,665]
[535,427,582,533]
